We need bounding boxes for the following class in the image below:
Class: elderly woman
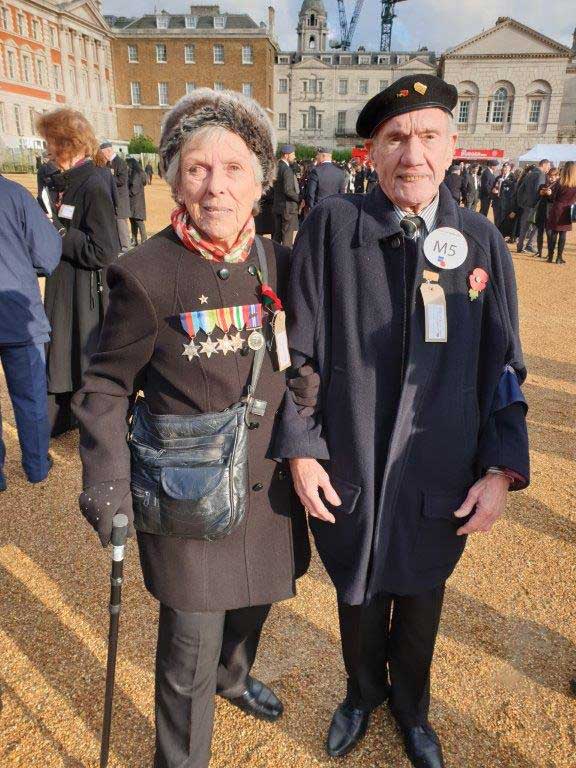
[72,89,310,767]
[36,109,120,436]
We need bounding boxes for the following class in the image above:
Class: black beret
[356,74,458,139]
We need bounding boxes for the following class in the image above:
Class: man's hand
[453,473,511,536]
[289,458,341,524]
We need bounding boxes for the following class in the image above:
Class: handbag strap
[243,237,268,407]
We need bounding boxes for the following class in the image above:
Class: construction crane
[331,0,408,52]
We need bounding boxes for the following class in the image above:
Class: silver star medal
[217,335,235,355]
[200,337,220,358]
[199,295,209,305]
[229,331,245,353]
[182,339,199,361]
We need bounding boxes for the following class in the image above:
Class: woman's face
[177,129,262,247]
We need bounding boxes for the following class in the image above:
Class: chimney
[268,6,275,39]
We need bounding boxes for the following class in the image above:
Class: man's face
[366,108,457,211]
[540,161,551,174]
[101,147,114,162]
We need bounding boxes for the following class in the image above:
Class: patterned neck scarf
[171,205,255,263]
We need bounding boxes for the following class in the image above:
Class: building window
[185,15,198,28]
[528,99,542,125]
[37,59,45,86]
[458,100,470,124]
[214,81,224,91]
[128,45,138,63]
[184,44,195,63]
[22,55,31,83]
[17,14,24,36]
[321,56,332,64]
[339,55,351,65]
[379,80,388,91]
[1,8,9,30]
[278,56,289,64]
[82,70,89,98]
[307,106,318,130]
[156,14,169,29]
[31,19,39,40]
[158,82,169,106]
[242,83,253,98]
[156,44,167,63]
[186,82,196,95]
[486,86,513,125]
[242,45,253,64]
[7,49,16,79]
[214,15,226,29]
[337,111,346,132]
[278,78,288,93]
[301,112,307,130]
[29,106,36,131]
[308,35,316,49]
[133,124,144,136]
[81,37,87,58]
[358,55,371,65]
[52,64,61,90]
[213,44,224,64]
[397,54,409,64]
[358,79,369,95]
[278,113,287,130]
[378,55,390,65]
[338,79,348,95]
[309,13,317,26]
[130,81,141,105]
[69,68,77,96]
[0,103,5,133]
[49,27,57,47]
[14,105,22,135]
[96,74,102,101]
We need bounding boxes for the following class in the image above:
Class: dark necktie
[399,215,424,240]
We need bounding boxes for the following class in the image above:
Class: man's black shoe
[227,677,284,722]
[402,723,445,768]
[326,700,371,757]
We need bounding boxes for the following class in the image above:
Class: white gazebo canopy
[518,144,576,164]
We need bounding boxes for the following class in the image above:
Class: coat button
[248,265,257,276]
[391,236,401,249]
[252,482,264,491]
[217,267,230,280]
[278,470,287,480]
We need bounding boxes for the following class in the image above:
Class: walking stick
[100,513,129,768]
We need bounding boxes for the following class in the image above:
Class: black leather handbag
[128,238,269,541]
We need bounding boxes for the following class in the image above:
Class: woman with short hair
[546,161,576,264]
[36,109,119,435]
[73,89,310,767]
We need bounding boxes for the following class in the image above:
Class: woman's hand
[79,479,135,546]
[288,458,341,524]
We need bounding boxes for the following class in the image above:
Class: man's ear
[365,139,374,163]
[445,131,458,171]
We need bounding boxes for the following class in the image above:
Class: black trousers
[273,211,298,247]
[547,230,567,261]
[130,217,147,244]
[154,602,271,768]
[479,196,491,217]
[338,585,445,728]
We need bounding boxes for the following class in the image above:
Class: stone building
[274,0,436,149]
[558,28,576,142]
[108,5,277,142]
[0,0,117,149]
[440,17,573,160]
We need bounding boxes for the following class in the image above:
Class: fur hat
[159,88,277,191]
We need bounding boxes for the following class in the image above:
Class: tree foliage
[128,135,157,154]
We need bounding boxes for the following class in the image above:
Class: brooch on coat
[468,268,489,301]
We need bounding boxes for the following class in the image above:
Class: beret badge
[397,89,410,98]
[414,82,428,95]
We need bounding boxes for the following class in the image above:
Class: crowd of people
[441,158,576,263]
[0,74,571,768]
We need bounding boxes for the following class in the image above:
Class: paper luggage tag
[271,311,291,371]
[420,281,447,343]
[58,204,75,220]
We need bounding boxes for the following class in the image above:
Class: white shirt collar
[392,194,440,237]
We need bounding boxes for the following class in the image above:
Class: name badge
[423,227,468,270]
[59,204,75,220]
[420,282,447,343]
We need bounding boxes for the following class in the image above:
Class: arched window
[309,35,316,49]
[310,13,316,26]
[486,85,514,125]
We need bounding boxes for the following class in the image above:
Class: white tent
[518,143,576,164]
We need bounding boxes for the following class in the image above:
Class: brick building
[108,5,278,143]
[0,0,117,149]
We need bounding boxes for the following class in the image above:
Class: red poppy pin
[468,268,489,301]
[397,89,410,98]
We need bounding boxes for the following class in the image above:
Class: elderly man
[100,141,131,251]
[273,144,300,246]
[305,147,347,209]
[275,74,529,768]
[516,158,551,253]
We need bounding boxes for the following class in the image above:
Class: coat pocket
[413,490,468,573]
[309,476,363,568]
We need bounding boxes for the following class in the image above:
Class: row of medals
[182,327,265,361]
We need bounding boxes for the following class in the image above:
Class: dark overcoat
[73,230,310,612]
[305,163,347,208]
[546,184,576,232]
[274,185,529,605]
[128,163,147,220]
[110,154,131,218]
[44,161,120,394]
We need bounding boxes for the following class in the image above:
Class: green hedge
[0,163,35,173]
[277,144,352,164]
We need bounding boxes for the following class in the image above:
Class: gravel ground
[0,175,574,768]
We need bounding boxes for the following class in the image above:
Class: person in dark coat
[126,156,148,245]
[462,163,480,210]
[145,161,154,185]
[533,167,558,257]
[36,151,60,213]
[516,158,550,253]
[36,109,121,437]
[490,162,512,227]
[364,159,379,194]
[274,74,529,768]
[273,145,300,245]
[353,161,367,193]
[546,161,576,264]
[100,141,131,251]
[479,160,498,216]
[443,165,463,204]
[72,88,310,768]
[0,177,62,491]
[255,185,275,236]
[305,148,347,209]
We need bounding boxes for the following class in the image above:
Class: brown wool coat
[73,228,310,612]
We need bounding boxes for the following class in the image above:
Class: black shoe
[525,245,537,254]
[326,699,371,757]
[557,257,566,264]
[401,724,445,768]
[547,255,554,263]
[227,677,283,722]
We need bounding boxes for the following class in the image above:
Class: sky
[102,0,576,54]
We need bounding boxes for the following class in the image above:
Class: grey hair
[165,124,264,202]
